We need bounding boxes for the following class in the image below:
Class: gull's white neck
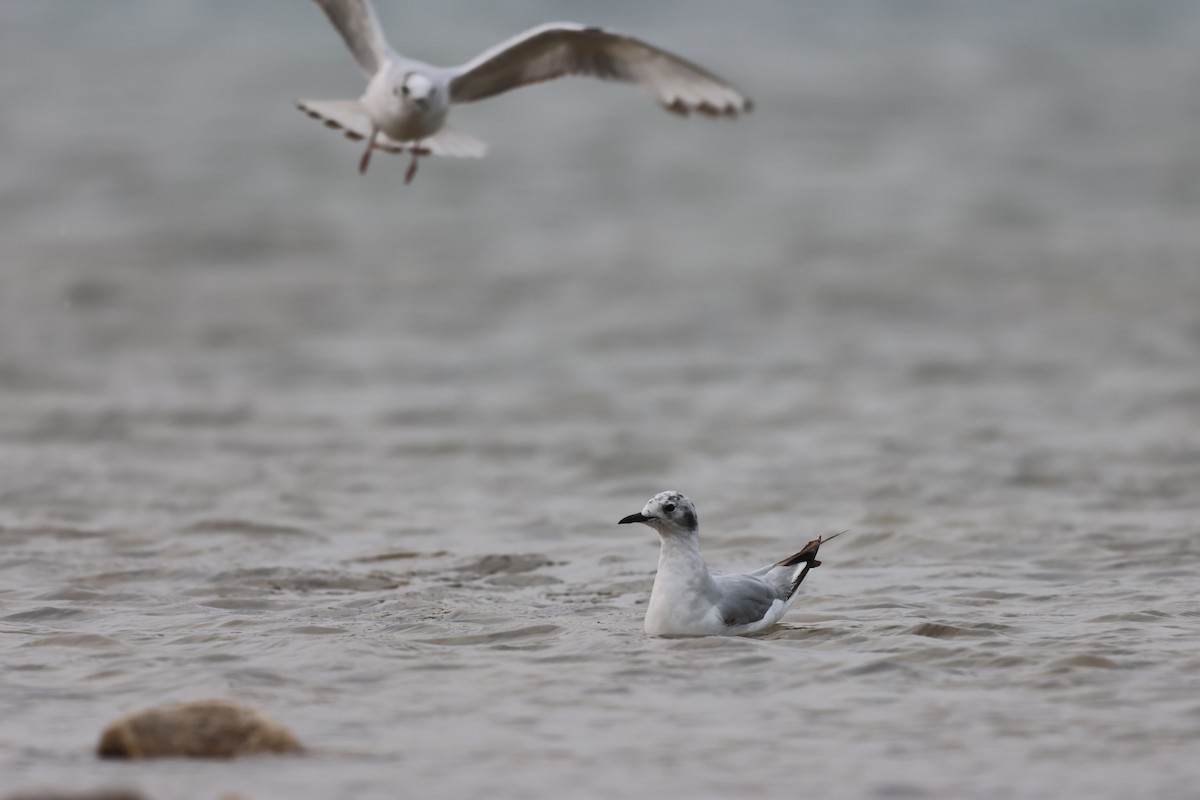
[645,529,718,636]
[655,529,706,572]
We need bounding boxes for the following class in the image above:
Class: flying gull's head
[618,491,698,536]
[396,72,435,110]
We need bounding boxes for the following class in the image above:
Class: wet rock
[5,790,147,800]
[97,699,302,759]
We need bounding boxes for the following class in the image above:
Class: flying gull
[298,0,753,182]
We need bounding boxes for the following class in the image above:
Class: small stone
[96,699,302,759]
[5,790,146,800]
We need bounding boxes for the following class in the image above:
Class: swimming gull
[619,491,841,637]
[297,0,753,182]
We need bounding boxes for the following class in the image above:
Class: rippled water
[3,1,1200,798]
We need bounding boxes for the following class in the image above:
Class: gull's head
[396,72,435,110]
[618,491,698,536]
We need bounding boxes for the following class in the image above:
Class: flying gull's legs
[405,151,419,184]
[405,146,431,185]
[358,129,378,174]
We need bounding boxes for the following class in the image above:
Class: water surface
[2,1,1199,798]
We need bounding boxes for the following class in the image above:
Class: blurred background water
[2,1,1199,798]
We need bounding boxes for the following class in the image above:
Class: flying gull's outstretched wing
[312,0,391,75]
[448,23,752,117]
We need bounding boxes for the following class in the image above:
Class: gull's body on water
[298,0,753,182]
[619,491,841,637]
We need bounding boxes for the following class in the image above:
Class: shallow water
[3,1,1200,798]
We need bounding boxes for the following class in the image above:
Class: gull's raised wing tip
[820,530,847,545]
[774,530,846,570]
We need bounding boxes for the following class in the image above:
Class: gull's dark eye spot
[662,503,676,514]
[401,84,410,97]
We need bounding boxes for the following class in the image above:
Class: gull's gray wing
[447,22,752,117]
[312,0,391,76]
[711,574,784,628]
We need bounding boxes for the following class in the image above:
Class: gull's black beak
[618,513,650,525]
